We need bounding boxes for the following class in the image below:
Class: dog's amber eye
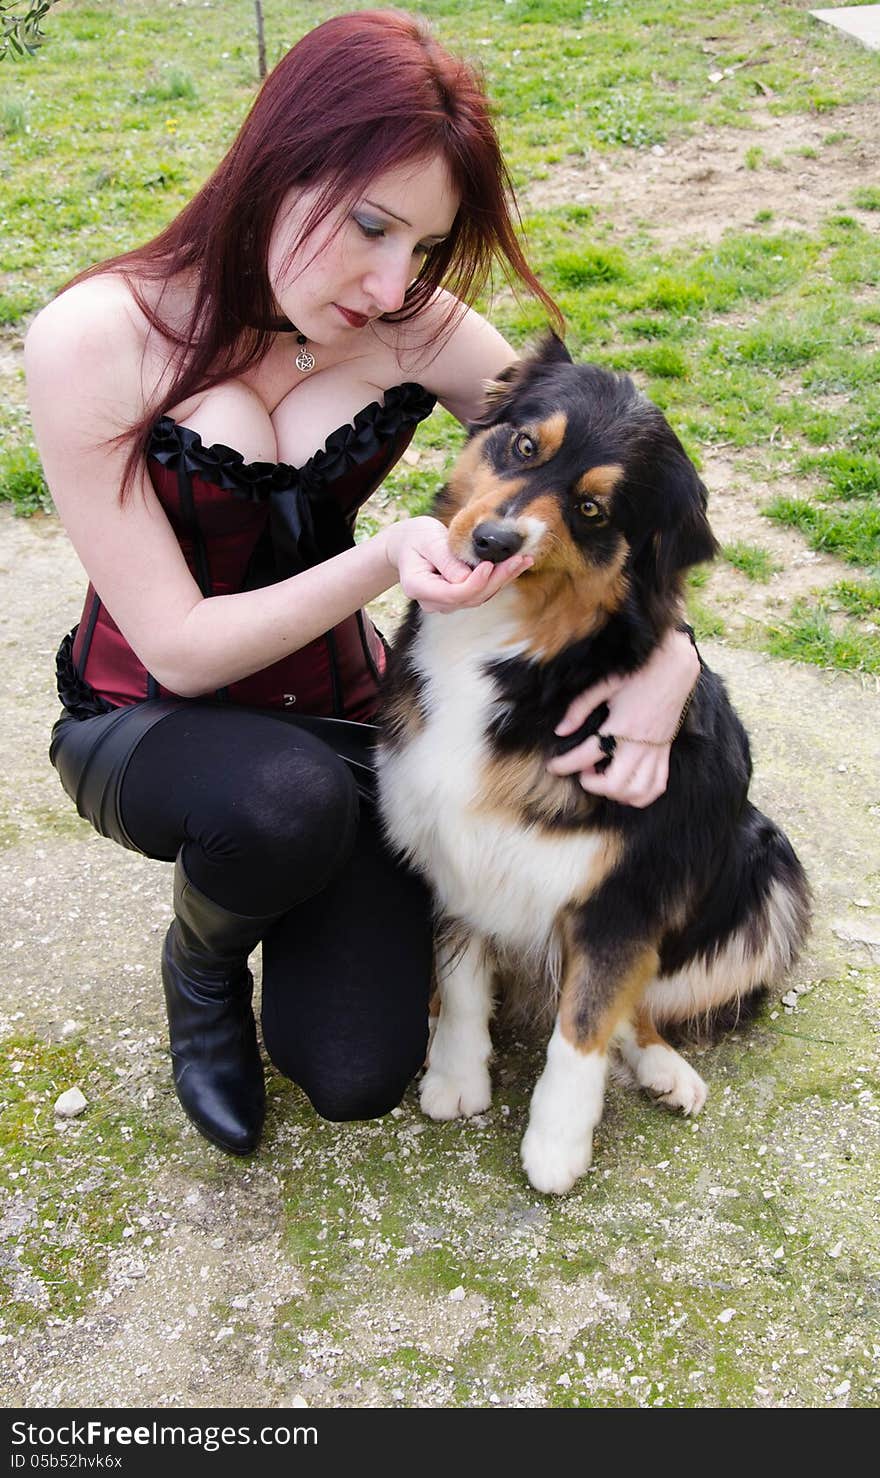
[578,498,605,520]
[514,432,536,459]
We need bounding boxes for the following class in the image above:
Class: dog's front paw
[636,1044,707,1116]
[520,1124,593,1195]
[420,1063,492,1121]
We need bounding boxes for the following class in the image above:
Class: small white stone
[781,991,799,1008]
[773,1246,785,1260]
[54,1087,87,1119]
[708,70,724,83]
[717,1308,736,1324]
[827,1242,843,1259]
[289,1395,309,1409]
[833,1380,851,1397]
[557,1373,572,1388]
[448,1286,466,1302]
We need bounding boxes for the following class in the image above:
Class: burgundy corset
[61,383,436,721]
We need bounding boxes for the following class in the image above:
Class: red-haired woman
[25,10,699,1155]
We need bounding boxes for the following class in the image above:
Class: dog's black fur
[377,335,811,1188]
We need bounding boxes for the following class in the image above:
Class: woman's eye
[355,218,385,240]
[514,433,536,458]
[578,498,604,520]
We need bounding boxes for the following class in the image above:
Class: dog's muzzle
[471,521,525,565]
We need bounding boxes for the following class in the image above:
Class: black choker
[266,317,315,371]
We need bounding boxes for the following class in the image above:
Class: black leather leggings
[50,702,433,1121]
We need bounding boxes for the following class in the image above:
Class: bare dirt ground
[1,104,878,1409]
[523,100,880,244]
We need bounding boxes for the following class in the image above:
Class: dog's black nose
[471,522,525,564]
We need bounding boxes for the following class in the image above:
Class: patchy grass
[722,542,780,582]
[853,185,880,211]
[766,597,880,675]
[0,1034,172,1330]
[827,578,880,618]
[764,498,880,568]
[0,444,51,516]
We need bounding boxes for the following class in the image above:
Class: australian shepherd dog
[376,334,810,1195]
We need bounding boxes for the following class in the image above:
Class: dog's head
[439,334,717,649]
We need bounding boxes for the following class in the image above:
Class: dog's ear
[470,330,573,432]
[627,439,718,604]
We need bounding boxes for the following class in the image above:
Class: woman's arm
[25,284,526,698]
[401,293,517,422]
[546,627,701,808]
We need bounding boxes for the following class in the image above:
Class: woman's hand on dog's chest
[546,628,700,808]
[383,515,533,614]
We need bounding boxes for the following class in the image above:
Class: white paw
[636,1044,707,1116]
[520,1124,593,1195]
[420,1063,492,1121]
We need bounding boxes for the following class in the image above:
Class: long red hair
[68,9,562,488]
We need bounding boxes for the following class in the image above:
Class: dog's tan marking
[476,748,591,827]
[576,463,624,499]
[510,543,630,659]
[558,943,661,1055]
[441,430,496,519]
[529,411,568,465]
[633,1002,671,1050]
[381,678,425,747]
[476,750,625,855]
[446,457,526,559]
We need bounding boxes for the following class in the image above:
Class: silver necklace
[294,331,315,373]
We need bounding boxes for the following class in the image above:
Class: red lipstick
[336,305,370,328]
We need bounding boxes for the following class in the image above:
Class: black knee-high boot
[161,855,279,1153]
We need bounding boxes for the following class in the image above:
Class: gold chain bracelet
[601,678,699,751]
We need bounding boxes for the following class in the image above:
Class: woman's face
[267,153,460,345]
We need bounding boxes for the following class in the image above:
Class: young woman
[25,10,699,1156]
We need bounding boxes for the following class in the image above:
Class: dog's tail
[644,804,812,1037]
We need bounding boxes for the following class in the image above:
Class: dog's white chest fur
[377,601,600,952]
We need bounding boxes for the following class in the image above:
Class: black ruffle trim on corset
[54,385,438,718]
[56,626,116,720]
[147,382,437,499]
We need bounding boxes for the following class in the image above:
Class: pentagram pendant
[295,335,315,372]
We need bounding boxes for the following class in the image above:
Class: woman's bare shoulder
[25,274,155,430]
[390,290,517,422]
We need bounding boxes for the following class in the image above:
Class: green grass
[766,597,880,675]
[853,186,880,211]
[800,450,880,502]
[827,577,880,617]
[0,1034,173,1328]
[764,498,880,567]
[0,443,52,515]
[722,541,779,582]
[3,0,880,677]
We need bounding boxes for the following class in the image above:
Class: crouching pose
[26,15,699,1155]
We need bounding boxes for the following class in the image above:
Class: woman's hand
[383,516,532,614]
[545,627,700,808]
